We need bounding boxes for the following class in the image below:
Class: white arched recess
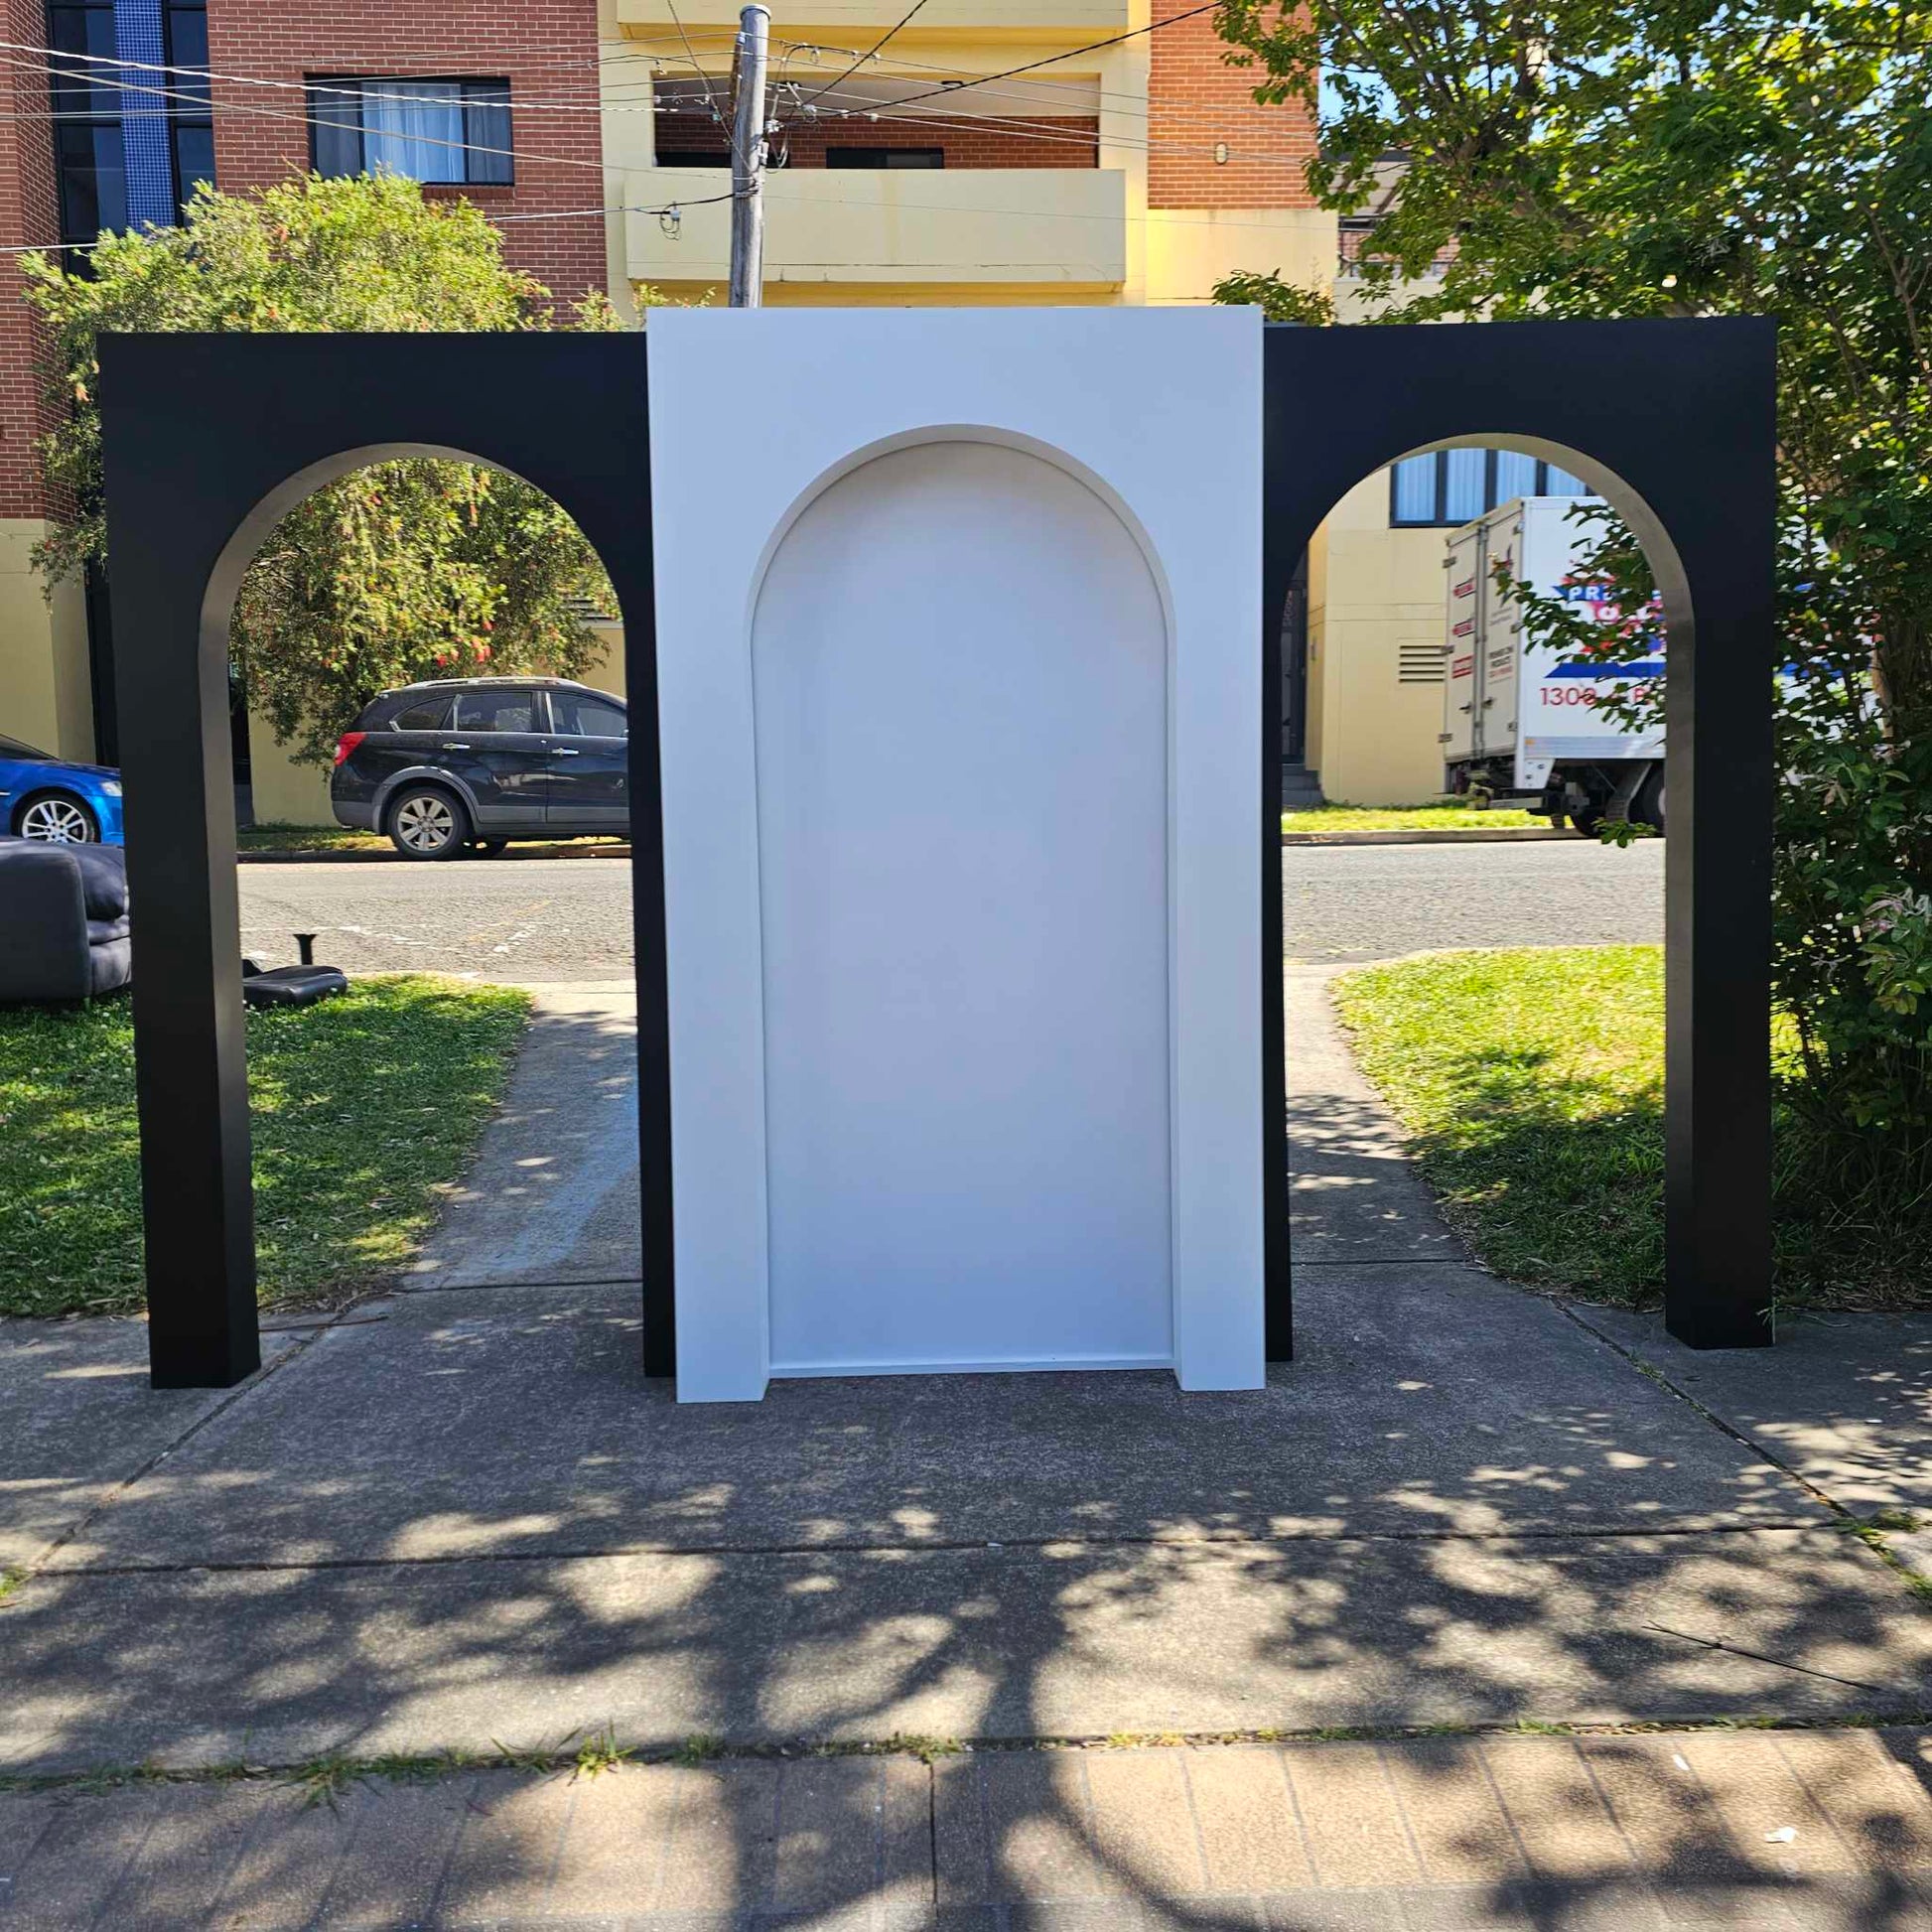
[647,309,1265,1401]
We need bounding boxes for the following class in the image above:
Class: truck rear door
[1443,522,1483,764]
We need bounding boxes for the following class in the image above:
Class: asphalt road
[1281,836,1663,964]
[236,838,1664,984]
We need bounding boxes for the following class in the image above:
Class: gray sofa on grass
[0,837,131,1001]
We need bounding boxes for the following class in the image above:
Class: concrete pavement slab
[0,1317,297,1573]
[1287,964,1463,1267]
[407,986,640,1291]
[4,1529,1928,1774]
[1578,1307,1932,1523]
[32,1264,1831,1578]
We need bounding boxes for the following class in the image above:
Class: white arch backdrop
[648,308,1265,1402]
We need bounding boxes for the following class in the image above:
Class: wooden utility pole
[728,4,770,307]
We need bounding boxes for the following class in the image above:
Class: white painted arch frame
[647,308,1265,1402]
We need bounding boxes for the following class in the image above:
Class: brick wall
[205,0,610,304]
[656,112,1101,170]
[1147,0,1314,208]
[0,0,64,519]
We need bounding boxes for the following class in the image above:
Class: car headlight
[99,779,122,796]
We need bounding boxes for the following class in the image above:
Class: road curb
[235,842,633,866]
[1282,826,1576,846]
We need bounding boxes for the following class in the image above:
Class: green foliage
[1218,0,1932,1214]
[0,975,530,1316]
[1334,946,1932,1311]
[1207,269,1334,325]
[23,172,626,766]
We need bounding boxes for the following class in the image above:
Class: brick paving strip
[7,1729,1932,1927]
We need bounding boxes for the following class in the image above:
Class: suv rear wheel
[387,784,471,860]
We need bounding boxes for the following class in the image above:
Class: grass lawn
[236,822,385,853]
[0,975,531,1318]
[234,823,630,855]
[1283,802,1546,834]
[1331,945,1929,1314]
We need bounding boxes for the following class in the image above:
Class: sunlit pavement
[7,847,1929,1926]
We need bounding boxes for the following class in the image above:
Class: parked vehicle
[1441,497,1666,836]
[331,677,629,859]
[0,734,124,844]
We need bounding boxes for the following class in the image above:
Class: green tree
[1207,268,1333,325]
[25,171,625,767]
[1216,0,1932,1287]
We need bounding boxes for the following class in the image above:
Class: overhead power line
[792,0,936,115]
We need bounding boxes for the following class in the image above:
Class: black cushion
[68,841,128,920]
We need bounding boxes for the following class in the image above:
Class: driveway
[236,839,1667,983]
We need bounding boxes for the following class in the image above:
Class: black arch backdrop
[98,319,1775,1392]
[1260,318,1778,1361]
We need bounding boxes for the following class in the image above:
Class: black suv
[331,677,629,859]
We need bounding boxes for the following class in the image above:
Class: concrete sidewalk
[4,970,1932,1925]
[11,1730,1932,1929]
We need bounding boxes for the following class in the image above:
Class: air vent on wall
[1399,642,1449,684]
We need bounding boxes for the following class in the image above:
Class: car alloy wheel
[18,795,97,843]
[393,792,459,854]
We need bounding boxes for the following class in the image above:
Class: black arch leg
[101,378,260,1390]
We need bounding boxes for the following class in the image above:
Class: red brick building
[1,0,1329,784]
[0,0,614,768]
[204,0,608,305]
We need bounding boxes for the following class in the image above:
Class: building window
[310,77,513,186]
[164,0,212,213]
[825,147,944,169]
[48,0,126,243]
[48,0,212,241]
[1389,450,1590,527]
[657,150,731,168]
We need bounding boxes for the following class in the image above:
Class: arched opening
[751,437,1173,1375]
[1285,436,1680,833]
[1281,436,1677,1325]
[174,440,637,1330]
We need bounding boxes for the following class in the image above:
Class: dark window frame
[47,0,125,248]
[163,0,213,216]
[553,691,628,738]
[452,688,541,734]
[1388,449,1589,527]
[825,146,945,169]
[307,75,514,186]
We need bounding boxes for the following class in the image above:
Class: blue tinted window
[1391,455,1438,524]
[1443,448,1487,523]
[1389,450,1598,526]
[1494,450,1539,499]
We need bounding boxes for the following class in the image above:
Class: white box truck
[1442,496,1667,835]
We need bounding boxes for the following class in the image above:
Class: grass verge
[1283,801,1545,834]
[0,975,530,1318]
[1331,945,1932,1314]
[236,822,385,853]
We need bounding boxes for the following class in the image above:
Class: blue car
[0,734,124,844]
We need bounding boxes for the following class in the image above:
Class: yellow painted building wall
[1304,473,1450,805]
[0,521,91,763]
